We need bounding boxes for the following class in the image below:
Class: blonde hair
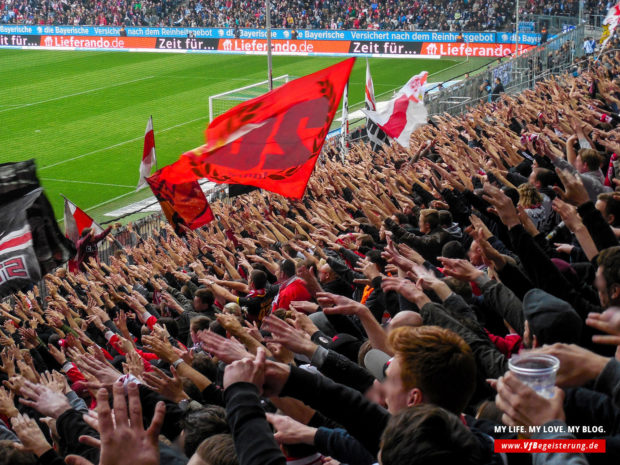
[517,184,543,208]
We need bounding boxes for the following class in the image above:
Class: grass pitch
[0,50,492,222]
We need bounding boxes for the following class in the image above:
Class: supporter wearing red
[75,226,112,272]
[271,259,311,313]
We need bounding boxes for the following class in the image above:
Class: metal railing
[96,182,227,264]
[425,24,585,117]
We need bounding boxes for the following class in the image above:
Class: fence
[96,182,228,264]
[425,24,585,117]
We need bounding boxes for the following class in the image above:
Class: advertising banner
[0,34,40,47]
[420,42,534,57]
[0,28,538,57]
[0,24,541,44]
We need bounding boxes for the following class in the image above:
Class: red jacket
[272,278,311,312]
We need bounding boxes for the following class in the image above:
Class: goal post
[209,75,291,122]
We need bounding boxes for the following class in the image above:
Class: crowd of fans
[1,29,620,465]
[0,0,610,30]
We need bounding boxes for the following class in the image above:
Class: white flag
[362,71,428,148]
[601,2,620,47]
[137,116,157,190]
[365,59,376,111]
[340,83,349,161]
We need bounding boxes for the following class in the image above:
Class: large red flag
[146,166,214,234]
[63,195,103,272]
[162,58,355,198]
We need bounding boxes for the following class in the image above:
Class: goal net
[209,75,291,122]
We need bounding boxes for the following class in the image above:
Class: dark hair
[419,209,439,229]
[282,242,297,257]
[388,326,476,414]
[438,210,453,227]
[157,317,179,340]
[597,193,620,227]
[395,213,410,225]
[380,405,483,465]
[190,316,212,333]
[250,269,268,289]
[195,434,238,465]
[48,333,61,347]
[209,320,227,337]
[366,249,387,272]
[279,259,296,279]
[182,405,230,457]
[0,441,38,465]
[195,288,215,307]
[441,241,466,259]
[443,276,473,302]
[533,167,557,188]
[181,377,204,403]
[598,246,620,289]
[192,352,218,381]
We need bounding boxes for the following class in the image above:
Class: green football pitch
[0,49,492,223]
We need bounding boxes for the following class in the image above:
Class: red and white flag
[63,196,103,245]
[63,196,102,272]
[340,83,349,161]
[362,71,428,148]
[137,116,157,190]
[601,2,620,47]
[365,58,376,111]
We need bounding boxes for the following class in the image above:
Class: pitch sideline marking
[40,114,210,171]
[0,76,155,114]
[41,178,135,188]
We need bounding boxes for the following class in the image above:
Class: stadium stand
[1,0,607,30]
[0,21,619,465]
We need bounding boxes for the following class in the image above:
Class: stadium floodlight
[208,74,291,122]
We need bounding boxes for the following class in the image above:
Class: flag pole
[266,0,273,91]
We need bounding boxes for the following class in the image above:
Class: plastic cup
[508,354,560,399]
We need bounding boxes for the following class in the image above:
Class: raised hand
[66,382,165,465]
[0,386,17,418]
[586,308,620,346]
[11,413,52,457]
[142,335,177,364]
[223,348,266,392]
[142,366,188,403]
[262,315,317,358]
[18,380,72,419]
[438,257,484,282]
[74,354,122,390]
[266,413,317,445]
[381,276,430,307]
[315,292,367,316]
[554,169,590,206]
[197,330,252,364]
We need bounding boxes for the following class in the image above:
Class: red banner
[146,167,214,233]
[163,58,355,199]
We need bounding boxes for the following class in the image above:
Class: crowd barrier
[0,25,539,57]
[425,25,585,116]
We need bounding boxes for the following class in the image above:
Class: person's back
[380,405,491,465]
